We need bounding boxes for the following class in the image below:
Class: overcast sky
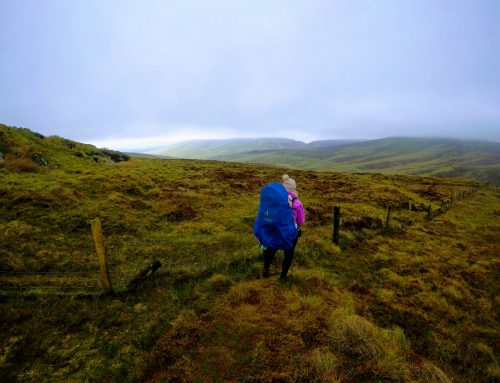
[1,0,499,150]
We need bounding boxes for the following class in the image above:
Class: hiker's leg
[281,235,299,278]
[263,247,277,277]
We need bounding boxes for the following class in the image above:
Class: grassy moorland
[156,137,500,185]
[152,138,364,159]
[0,125,499,382]
[152,138,307,159]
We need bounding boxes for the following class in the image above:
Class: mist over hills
[151,137,364,159]
[1,124,499,382]
[153,136,500,184]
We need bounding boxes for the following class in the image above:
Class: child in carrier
[254,174,305,280]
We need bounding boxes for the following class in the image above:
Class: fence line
[0,257,216,293]
[0,271,99,275]
[1,181,491,294]
[331,181,489,243]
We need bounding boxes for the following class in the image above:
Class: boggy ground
[136,189,499,383]
[0,126,498,382]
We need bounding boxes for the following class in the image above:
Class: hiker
[254,174,305,279]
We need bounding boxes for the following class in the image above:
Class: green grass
[152,137,306,159]
[202,137,500,185]
[0,125,498,382]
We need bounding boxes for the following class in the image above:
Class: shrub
[329,314,385,360]
[328,314,419,381]
[5,154,38,172]
[306,348,341,383]
[100,148,130,162]
[163,204,199,222]
[206,274,232,292]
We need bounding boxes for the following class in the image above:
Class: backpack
[254,182,297,250]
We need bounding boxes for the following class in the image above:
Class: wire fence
[0,255,229,294]
[333,182,490,244]
[0,182,490,295]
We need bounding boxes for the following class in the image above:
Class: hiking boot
[263,269,270,278]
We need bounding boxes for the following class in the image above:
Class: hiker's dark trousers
[263,234,299,278]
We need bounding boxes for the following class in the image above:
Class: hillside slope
[0,125,498,382]
[0,124,129,170]
[152,137,306,159]
[151,138,364,159]
[217,137,500,185]
[137,188,499,383]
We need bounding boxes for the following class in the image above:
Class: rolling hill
[151,137,364,159]
[153,137,500,184]
[152,137,306,158]
[1,124,499,382]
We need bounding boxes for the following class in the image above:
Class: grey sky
[1,0,499,150]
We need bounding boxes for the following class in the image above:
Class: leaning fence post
[332,206,340,245]
[91,218,113,293]
[385,206,392,229]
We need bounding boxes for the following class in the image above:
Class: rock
[31,153,48,166]
[19,128,44,139]
[32,131,45,139]
[63,139,76,149]
[100,149,130,162]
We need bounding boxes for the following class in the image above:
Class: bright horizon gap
[86,133,371,151]
[84,132,500,152]
[2,1,500,142]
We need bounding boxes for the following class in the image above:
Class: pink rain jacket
[287,191,305,226]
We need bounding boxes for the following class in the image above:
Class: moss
[0,124,497,382]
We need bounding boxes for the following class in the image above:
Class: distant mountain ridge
[152,138,303,159]
[152,138,365,159]
[152,136,500,184]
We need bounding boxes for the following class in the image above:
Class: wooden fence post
[427,204,432,219]
[91,218,113,293]
[385,206,392,229]
[408,200,412,211]
[332,206,340,245]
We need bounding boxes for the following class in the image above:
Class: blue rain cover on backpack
[254,182,297,250]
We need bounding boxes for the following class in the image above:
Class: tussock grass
[0,125,498,382]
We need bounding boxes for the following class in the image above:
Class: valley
[0,125,498,382]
